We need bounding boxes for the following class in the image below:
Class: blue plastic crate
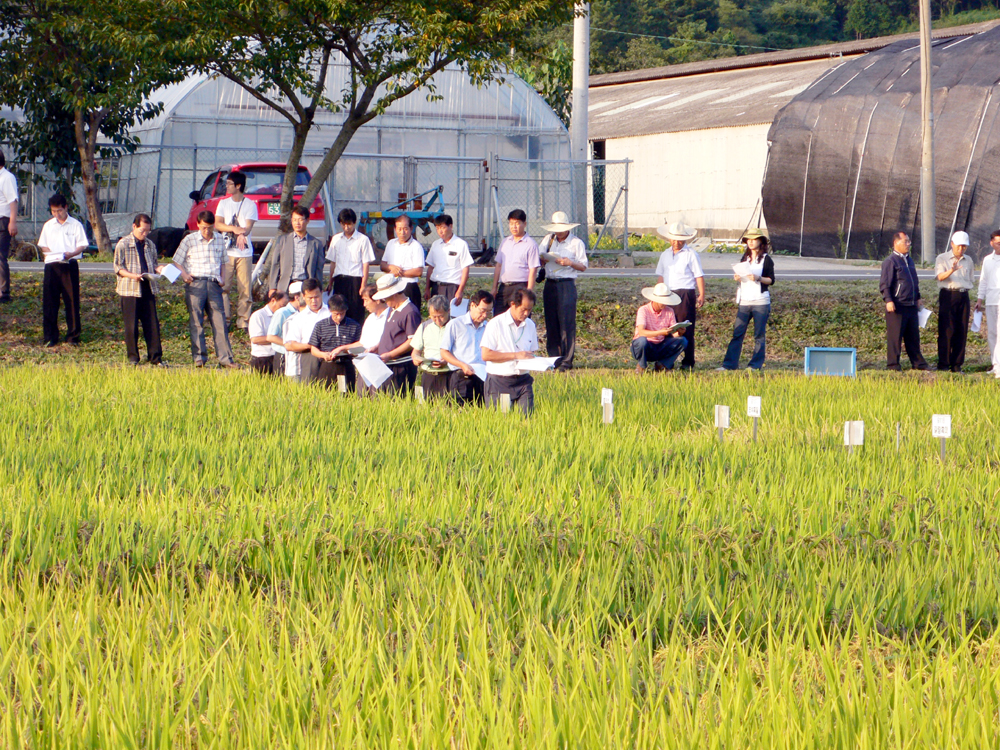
[804,347,857,377]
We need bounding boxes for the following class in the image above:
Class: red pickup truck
[187,163,329,250]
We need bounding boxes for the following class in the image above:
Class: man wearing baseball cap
[935,231,974,372]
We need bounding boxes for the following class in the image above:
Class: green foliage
[512,40,574,127]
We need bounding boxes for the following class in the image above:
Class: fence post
[623,160,630,255]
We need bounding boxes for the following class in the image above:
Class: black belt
[191,276,219,282]
[547,277,574,282]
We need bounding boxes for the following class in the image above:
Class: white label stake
[414,386,425,404]
[337,374,347,394]
[715,405,730,442]
[499,393,511,413]
[932,414,951,460]
[603,402,614,425]
[747,396,761,442]
[844,420,864,454]
[601,388,613,405]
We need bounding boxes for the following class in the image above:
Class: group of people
[879,229,1000,374]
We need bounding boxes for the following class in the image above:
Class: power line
[584,25,784,52]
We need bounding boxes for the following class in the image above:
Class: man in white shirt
[380,214,425,310]
[976,230,1000,377]
[656,222,705,369]
[481,287,539,415]
[424,214,473,305]
[539,211,588,371]
[441,289,493,405]
[266,281,304,375]
[215,170,258,332]
[248,290,287,374]
[37,194,87,346]
[326,207,375,323]
[0,149,18,302]
[282,278,330,382]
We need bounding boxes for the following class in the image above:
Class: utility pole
[919,0,935,263]
[571,2,590,247]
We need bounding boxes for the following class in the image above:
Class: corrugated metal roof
[588,19,1000,141]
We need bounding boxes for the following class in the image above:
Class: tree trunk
[72,108,111,253]
[279,120,311,234]
[299,114,366,210]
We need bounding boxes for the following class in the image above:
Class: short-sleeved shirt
[248,305,275,358]
[267,303,299,355]
[173,232,227,282]
[541,233,589,280]
[283,307,330,377]
[216,196,258,258]
[0,167,18,218]
[360,306,389,350]
[327,231,375,277]
[309,316,361,352]
[655,246,704,290]
[382,238,425,285]
[426,236,474,284]
[440,313,487,369]
[481,310,538,376]
[376,299,421,356]
[634,303,677,344]
[38,216,88,264]
[411,320,449,372]
[935,251,975,291]
[496,234,540,284]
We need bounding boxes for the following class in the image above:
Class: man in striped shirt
[309,294,362,390]
[171,210,236,368]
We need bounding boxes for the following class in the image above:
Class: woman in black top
[720,228,775,370]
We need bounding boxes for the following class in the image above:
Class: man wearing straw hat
[631,283,688,374]
[373,273,422,394]
[539,210,588,371]
[656,222,705,369]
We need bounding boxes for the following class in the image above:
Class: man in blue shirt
[441,289,493,405]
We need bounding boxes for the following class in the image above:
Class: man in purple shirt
[490,208,540,317]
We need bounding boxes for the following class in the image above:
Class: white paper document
[44,252,66,265]
[918,307,932,329]
[972,309,983,333]
[514,356,558,373]
[471,363,487,382]
[160,264,182,283]
[450,298,469,317]
[353,353,393,389]
[732,261,752,278]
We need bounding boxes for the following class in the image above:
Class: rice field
[1,365,999,748]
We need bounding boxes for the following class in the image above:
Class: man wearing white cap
[631,283,688,373]
[976,230,1000,377]
[539,211,588,371]
[935,231,975,372]
[656,222,704,369]
[266,281,305,377]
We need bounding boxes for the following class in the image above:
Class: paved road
[10,260,936,282]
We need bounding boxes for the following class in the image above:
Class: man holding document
[441,290,493,405]
[481,288,554,415]
[114,213,167,365]
[631,283,689,374]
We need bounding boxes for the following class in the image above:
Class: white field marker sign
[932,414,951,461]
[499,393,511,413]
[601,388,614,425]
[715,405,730,442]
[747,396,762,442]
[414,386,425,404]
[337,374,348,394]
[844,421,864,454]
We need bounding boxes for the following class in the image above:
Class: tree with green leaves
[0,0,183,251]
[171,0,579,230]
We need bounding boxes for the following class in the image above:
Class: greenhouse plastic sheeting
[763,26,1000,261]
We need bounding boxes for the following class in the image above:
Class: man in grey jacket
[268,206,325,294]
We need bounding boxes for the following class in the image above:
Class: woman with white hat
[935,230,974,372]
[631,283,688,374]
[655,222,704,369]
[720,227,775,371]
[540,210,588,370]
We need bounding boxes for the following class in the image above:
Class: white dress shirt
[360,307,389,349]
[0,167,18,218]
[426,236,474,284]
[37,216,88,264]
[481,310,538,376]
[978,253,1000,306]
[382,237,425,284]
[248,305,275,358]
[540,233,589,280]
[327,231,375,277]
[656,245,704,290]
[283,307,330,377]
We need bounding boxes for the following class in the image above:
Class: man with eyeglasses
[215,170,257,332]
[879,232,929,371]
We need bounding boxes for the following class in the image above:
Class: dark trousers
[42,260,81,345]
[450,370,484,405]
[120,281,162,364]
[272,352,286,375]
[403,283,421,312]
[886,304,928,370]
[937,289,969,371]
[184,278,234,365]
[420,370,451,399]
[543,278,578,370]
[316,357,356,390]
[384,361,417,395]
[670,287,697,368]
[430,281,459,303]
[494,282,528,317]
[332,275,366,324]
[0,215,11,299]
[299,352,320,383]
[631,336,686,370]
[485,373,534,415]
[722,304,770,370]
[250,355,273,374]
